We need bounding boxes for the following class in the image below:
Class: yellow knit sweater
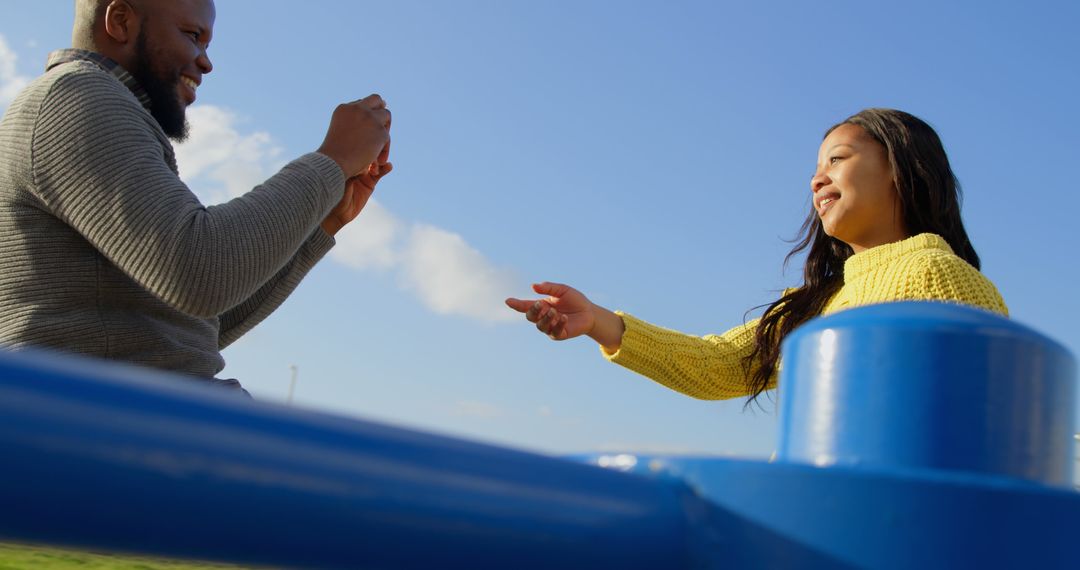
[604,233,1008,400]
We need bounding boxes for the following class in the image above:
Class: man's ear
[103,0,140,44]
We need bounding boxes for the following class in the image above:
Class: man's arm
[217,229,333,348]
[30,70,388,318]
[219,139,394,348]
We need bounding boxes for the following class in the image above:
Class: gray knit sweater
[0,55,345,379]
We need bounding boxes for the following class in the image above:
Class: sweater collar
[843,233,953,282]
[46,49,152,111]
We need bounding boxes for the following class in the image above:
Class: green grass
[0,542,258,569]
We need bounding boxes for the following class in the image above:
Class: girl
[506,109,1007,403]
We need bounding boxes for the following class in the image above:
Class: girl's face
[811,124,908,252]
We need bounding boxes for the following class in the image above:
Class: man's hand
[321,158,394,236]
[317,94,391,178]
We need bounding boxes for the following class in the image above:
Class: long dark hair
[743,108,980,404]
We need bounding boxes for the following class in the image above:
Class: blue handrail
[0,349,707,568]
[0,302,1077,569]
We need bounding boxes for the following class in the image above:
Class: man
[0,0,392,393]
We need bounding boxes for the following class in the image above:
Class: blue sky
[2,0,1077,461]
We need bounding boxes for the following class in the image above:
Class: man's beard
[129,28,189,142]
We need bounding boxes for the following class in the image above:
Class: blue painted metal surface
[578,453,1080,569]
[0,301,1077,568]
[777,302,1077,486]
[0,349,704,569]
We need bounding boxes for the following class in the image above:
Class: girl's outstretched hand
[505,282,595,341]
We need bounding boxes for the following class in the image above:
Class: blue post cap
[776,302,1076,487]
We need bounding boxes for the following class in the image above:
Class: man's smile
[180,75,199,104]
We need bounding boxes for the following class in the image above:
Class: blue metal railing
[0,302,1077,569]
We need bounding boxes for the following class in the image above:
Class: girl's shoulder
[900,245,1008,315]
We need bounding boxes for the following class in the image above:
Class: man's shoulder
[26,60,139,113]
[5,58,169,175]
[1,63,100,142]
[52,59,131,91]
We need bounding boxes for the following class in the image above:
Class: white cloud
[329,200,402,271]
[174,105,284,204]
[399,224,521,323]
[0,35,30,110]
[331,203,523,322]
[174,103,523,324]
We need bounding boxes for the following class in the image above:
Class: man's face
[128,0,215,141]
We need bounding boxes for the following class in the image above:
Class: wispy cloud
[398,224,520,322]
[451,400,506,419]
[174,105,284,204]
[329,200,403,272]
[535,404,584,427]
[177,104,522,323]
[0,34,30,109]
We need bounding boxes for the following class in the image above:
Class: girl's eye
[186,31,199,42]
[829,156,844,165]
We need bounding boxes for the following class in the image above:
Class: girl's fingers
[525,300,542,322]
[536,307,560,334]
[505,298,533,313]
[532,281,570,297]
[549,314,568,340]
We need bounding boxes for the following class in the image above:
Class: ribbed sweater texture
[0,58,345,378]
[606,233,1008,400]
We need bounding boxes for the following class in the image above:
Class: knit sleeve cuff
[307,225,336,257]
[301,152,347,199]
[289,225,337,280]
[602,311,666,366]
